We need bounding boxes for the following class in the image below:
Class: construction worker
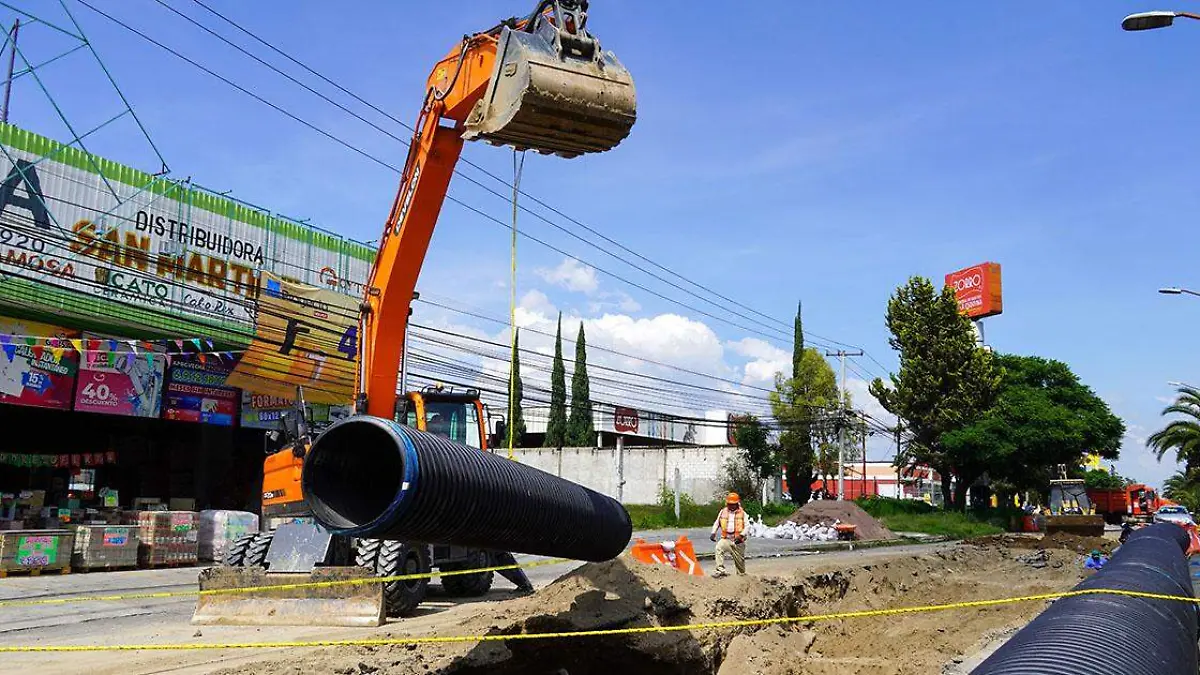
[709,492,747,577]
[1084,550,1107,571]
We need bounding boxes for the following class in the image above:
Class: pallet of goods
[126,511,198,567]
[71,525,139,570]
[0,529,74,576]
[197,510,259,562]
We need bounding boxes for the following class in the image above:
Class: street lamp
[1159,287,1200,297]
[1122,11,1200,31]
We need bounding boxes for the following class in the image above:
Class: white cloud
[727,337,790,386]
[535,258,598,294]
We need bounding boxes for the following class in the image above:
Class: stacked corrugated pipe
[972,523,1198,674]
[302,416,633,562]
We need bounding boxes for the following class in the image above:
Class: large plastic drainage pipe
[972,523,1197,674]
[302,416,633,562]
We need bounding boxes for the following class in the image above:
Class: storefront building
[0,123,370,529]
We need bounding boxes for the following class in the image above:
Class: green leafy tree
[1163,470,1200,512]
[1148,386,1200,475]
[870,276,1000,508]
[770,302,839,504]
[733,414,776,481]
[942,354,1124,501]
[566,323,595,447]
[544,313,568,448]
[506,330,527,448]
[1083,469,1125,491]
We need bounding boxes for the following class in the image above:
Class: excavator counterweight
[464,6,636,157]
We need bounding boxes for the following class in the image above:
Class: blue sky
[7,1,1198,486]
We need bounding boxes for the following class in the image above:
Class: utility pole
[825,349,862,500]
[1,19,19,124]
[894,422,903,499]
[400,292,418,395]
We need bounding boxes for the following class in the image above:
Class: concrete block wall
[511,445,739,505]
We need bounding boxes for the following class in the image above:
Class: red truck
[1087,484,1175,524]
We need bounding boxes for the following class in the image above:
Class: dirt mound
[966,532,1115,555]
[221,544,1083,675]
[783,500,897,541]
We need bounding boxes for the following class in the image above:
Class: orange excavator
[193,0,635,627]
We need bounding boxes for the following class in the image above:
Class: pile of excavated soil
[221,544,1082,675]
[783,500,897,541]
[966,532,1115,555]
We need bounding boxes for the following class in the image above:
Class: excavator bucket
[192,566,384,627]
[463,7,636,158]
[1044,515,1106,538]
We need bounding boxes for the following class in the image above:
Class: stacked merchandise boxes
[127,511,197,566]
[72,525,139,570]
[197,510,259,562]
[0,529,74,575]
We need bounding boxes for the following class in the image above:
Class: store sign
[0,316,79,410]
[945,262,1003,319]
[224,272,357,405]
[73,332,165,418]
[16,534,57,566]
[0,123,373,333]
[102,527,129,546]
[163,359,238,426]
[240,390,351,430]
[613,406,639,433]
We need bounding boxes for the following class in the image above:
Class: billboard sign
[613,406,639,433]
[0,123,373,338]
[945,262,1002,319]
[73,333,165,418]
[240,390,351,430]
[162,359,238,426]
[0,316,79,410]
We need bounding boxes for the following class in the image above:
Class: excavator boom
[358,0,636,418]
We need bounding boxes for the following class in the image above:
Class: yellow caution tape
[0,557,572,609]
[0,587,1195,653]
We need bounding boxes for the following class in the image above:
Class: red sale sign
[72,333,165,417]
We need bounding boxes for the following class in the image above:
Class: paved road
[0,529,933,674]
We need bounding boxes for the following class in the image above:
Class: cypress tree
[567,323,594,447]
[544,313,568,447]
[507,330,527,447]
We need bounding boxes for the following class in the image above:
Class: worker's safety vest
[718,508,745,539]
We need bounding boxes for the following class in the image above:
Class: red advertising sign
[945,262,1002,319]
[613,406,639,433]
[0,316,79,410]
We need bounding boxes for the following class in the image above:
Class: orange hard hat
[726,492,740,504]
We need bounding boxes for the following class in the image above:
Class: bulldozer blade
[1044,515,1106,538]
[192,566,384,627]
[463,24,636,158]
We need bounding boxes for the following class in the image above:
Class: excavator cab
[395,386,489,451]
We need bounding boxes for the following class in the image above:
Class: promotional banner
[224,272,357,405]
[945,262,1003,319]
[240,391,351,430]
[163,359,238,426]
[0,316,79,409]
[73,332,165,417]
[0,123,372,337]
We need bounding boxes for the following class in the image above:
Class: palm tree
[1148,386,1200,474]
[1162,470,1200,513]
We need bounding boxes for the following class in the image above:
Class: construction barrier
[628,536,703,576]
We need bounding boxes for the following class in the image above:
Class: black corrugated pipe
[302,416,633,562]
[972,523,1197,674]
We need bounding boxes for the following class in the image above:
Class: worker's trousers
[714,537,746,576]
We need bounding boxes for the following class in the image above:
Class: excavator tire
[222,533,257,567]
[356,539,428,617]
[244,532,274,568]
[440,552,494,597]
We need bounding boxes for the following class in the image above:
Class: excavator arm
[355,0,636,419]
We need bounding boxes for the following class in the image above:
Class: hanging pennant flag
[107,339,118,352]
[198,353,207,365]
[127,339,138,354]
[165,354,173,368]
[49,347,64,363]
[106,351,115,368]
[191,338,202,351]
[0,334,9,345]
[205,338,215,351]
[146,352,155,368]
[87,338,98,352]
[25,337,36,347]
[70,338,83,353]
[2,344,14,362]
[125,351,135,369]
[141,340,155,351]
[31,345,43,360]
[173,339,184,351]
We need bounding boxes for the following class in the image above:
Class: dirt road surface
[0,541,1087,675]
